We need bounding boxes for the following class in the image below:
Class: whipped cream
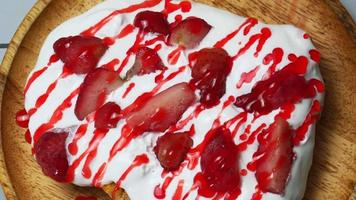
[24,0,324,199]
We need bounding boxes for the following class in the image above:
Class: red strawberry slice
[53,35,108,74]
[168,17,212,49]
[34,131,69,182]
[154,131,193,171]
[191,48,231,79]
[75,68,124,120]
[134,11,170,35]
[95,102,122,129]
[126,83,196,132]
[125,47,165,79]
[200,126,240,193]
[190,48,231,107]
[255,117,293,194]
[234,68,312,115]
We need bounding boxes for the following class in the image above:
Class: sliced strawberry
[53,35,108,74]
[95,102,122,129]
[126,83,195,132]
[190,48,231,107]
[168,17,212,49]
[200,126,240,193]
[34,131,68,182]
[235,68,312,115]
[125,47,165,79]
[154,132,193,171]
[191,48,231,79]
[134,11,170,35]
[75,68,124,120]
[255,117,293,194]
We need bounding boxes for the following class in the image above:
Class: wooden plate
[0,0,355,199]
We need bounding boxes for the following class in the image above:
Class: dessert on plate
[15,0,325,199]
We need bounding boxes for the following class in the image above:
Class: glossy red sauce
[236,65,260,89]
[309,49,321,63]
[15,109,29,128]
[122,82,136,98]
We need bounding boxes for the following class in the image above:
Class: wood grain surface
[0,0,355,200]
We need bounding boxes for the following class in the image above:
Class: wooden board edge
[0,0,52,199]
[0,0,354,199]
[324,0,356,42]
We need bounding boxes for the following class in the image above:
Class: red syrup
[75,196,97,200]
[303,33,310,39]
[232,27,271,60]
[293,100,321,145]
[309,49,321,63]
[163,0,192,15]
[102,59,120,71]
[15,109,29,128]
[24,54,59,95]
[172,180,185,200]
[66,128,109,182]
[236,65,260,89]
[168,46,183,65]
[33,87,80,143]
[81,0,162,36]
[68,124,89,155]
[262,48,283,79]
[214,18,258,48]
[154,162,188,199]
[28,66,72,117]
[25,130,32,144]
[122,82,136,98]
[112,154,149,195]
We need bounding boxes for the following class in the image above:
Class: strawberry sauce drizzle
[122,82,136,98]
[168,46,183,65]
[66,128,109,182]
[15,109,29,128]
[214,18,258,48]
[112,154,149,196]
[102,59,120,71]
[172,180,185,200]
[309,49,321,63]
[33,87,80,143]
[24,54,59,95]
[81,0,162,36]
[68,124,89,155]
[293,100,321,145]
[163,0,192,15]
[232,27,271,60]
[236,65,260,89]
[262,48,283,79]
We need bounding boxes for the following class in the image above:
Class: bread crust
[102,183,130,200]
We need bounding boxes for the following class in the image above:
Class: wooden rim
[0,0,354,199]
[0,1,51,199]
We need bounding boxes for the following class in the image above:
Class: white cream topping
[24,0,324,200]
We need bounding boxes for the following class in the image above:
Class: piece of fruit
[191,48,231,79]
[255,117,293,194]
[53,35,108,74]
[235,69,311,115]
[190,48,231,107]
[34,131,69,182]
[125,47,165,79]
[126,83,195,132]
[154,132,193,170]
[95,102,122,129]
[75,68,124,120]
[168,17,212,49]
[134,11,170,35]
[200,126,240,193]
